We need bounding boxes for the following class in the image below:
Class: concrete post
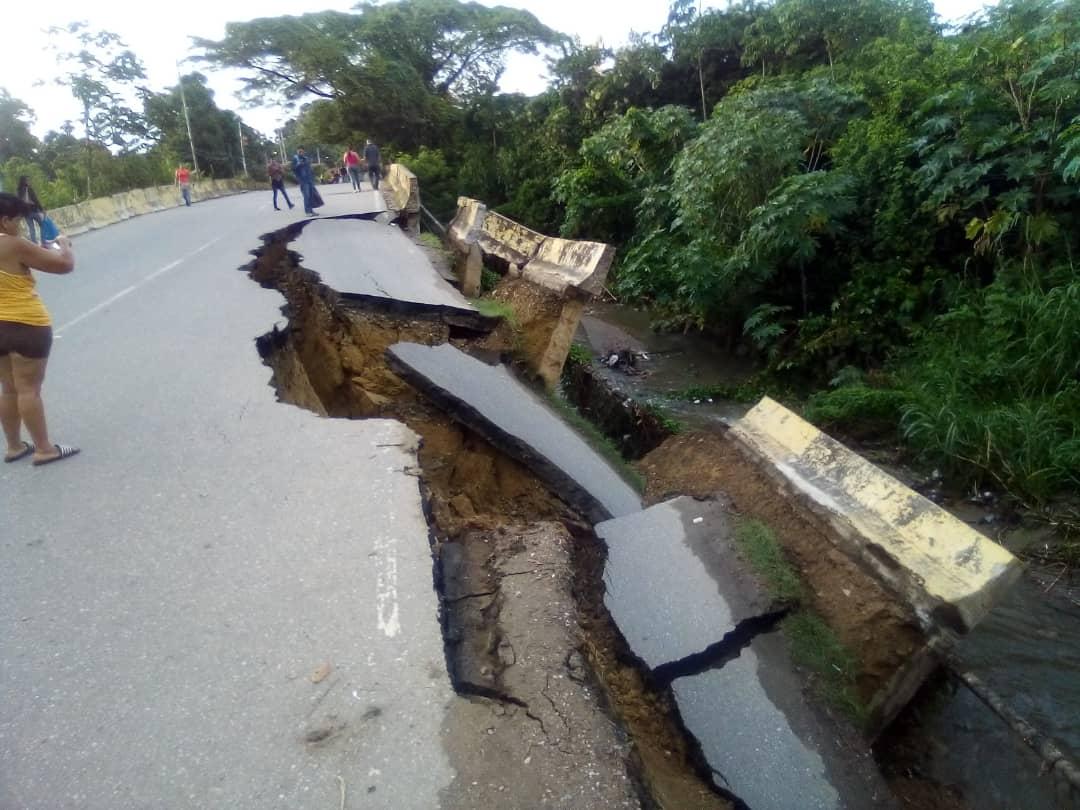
[462,243,483,298]
[536,297,586,389]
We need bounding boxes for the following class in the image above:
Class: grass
[567,342,593,366]
[481,267,501,293]
[733,519,805,604]
[469,297,519,329]
[546,392,646,493]
[733,518,867,726]
[783,612,868,727]
[417,232,445,251]
[642,401,684,435]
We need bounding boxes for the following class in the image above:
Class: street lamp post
[176,62,199,175]
[238,120,248,176]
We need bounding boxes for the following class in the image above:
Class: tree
[0,90,39,164]
[194,0,561,150]
[47,22,149,196]
[144,73,259,177]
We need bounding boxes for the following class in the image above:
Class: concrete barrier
[524,237,615,297]
[446,196,616,297]
[43,178,259,237]
[479,211,545,269]
[384,163,420,233]
[443,197,617,387]
[447,196,487,252]
[728,397,1021,635]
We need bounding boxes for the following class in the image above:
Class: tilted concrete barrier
[384,163,420,233]
[44,178,260,237]
[479,211,545,270]
[524,236,615,297]
[446,197,616,296]
[728,397,1021,635]
[447,196,487,253]
[443,196,617,388]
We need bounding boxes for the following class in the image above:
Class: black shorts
[0,320,53,359]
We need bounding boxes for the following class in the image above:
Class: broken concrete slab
[728,397,1021,635]
[293,218,475,313]
[385,341,642,523]
[595,496,779,670]
[595,496,896,809]
[672,629,898,810]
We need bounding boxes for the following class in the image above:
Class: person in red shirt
[175,165,192,207]
[343,146,362,192]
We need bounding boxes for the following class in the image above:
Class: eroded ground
[243,224,735,809]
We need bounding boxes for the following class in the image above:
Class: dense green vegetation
[5,0,1078,515]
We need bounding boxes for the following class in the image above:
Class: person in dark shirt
[364,141,381,190]
[291,147,317,215]
[266,157,294,210]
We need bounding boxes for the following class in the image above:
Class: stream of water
[575,302,1080,809]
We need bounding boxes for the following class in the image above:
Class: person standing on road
[267,156,294,210]
[364,140,381,191]
[343,146,362,192]
[0,193,79,466]
[15,177,44,244]
[175,164,192,207]
[291,147,317,215]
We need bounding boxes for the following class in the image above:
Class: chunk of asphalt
[596,496,897,809]
[595,496,779,670]
[385,342,642,523]
[294,218,474,313]
[672,630,898,810]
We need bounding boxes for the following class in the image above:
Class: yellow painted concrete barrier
[44,179,260,238]
[523,236,615,297]
[728,397,1021,634]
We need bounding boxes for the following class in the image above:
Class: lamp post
[238,120,247,176]
[176,62,199,175]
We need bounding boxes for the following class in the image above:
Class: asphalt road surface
[1,184,457,809]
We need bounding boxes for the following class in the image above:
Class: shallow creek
[574,301,1080,809]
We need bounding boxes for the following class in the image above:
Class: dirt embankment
[243,227,734,809]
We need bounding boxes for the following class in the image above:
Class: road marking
[54,236,225,337]
[374,534,401,638]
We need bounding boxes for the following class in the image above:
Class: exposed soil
[243,224,733,809]
[638,430,924,706]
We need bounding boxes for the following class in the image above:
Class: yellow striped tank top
[0,269,51,327]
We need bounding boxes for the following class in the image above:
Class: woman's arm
[15,235,74,274]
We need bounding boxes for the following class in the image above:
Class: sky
[1,0,990,141]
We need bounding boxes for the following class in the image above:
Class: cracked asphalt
[1,184,457,809]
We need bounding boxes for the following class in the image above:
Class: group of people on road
[264,140,381,214]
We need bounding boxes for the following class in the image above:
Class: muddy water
[576,303,754,429]
[575,302,1080,809]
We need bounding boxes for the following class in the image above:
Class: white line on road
[54,236,225,337]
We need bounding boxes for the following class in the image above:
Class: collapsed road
[1,184,675,809]
[3,179,1059,810]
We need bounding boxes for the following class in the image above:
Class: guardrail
[446,196,615,298]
